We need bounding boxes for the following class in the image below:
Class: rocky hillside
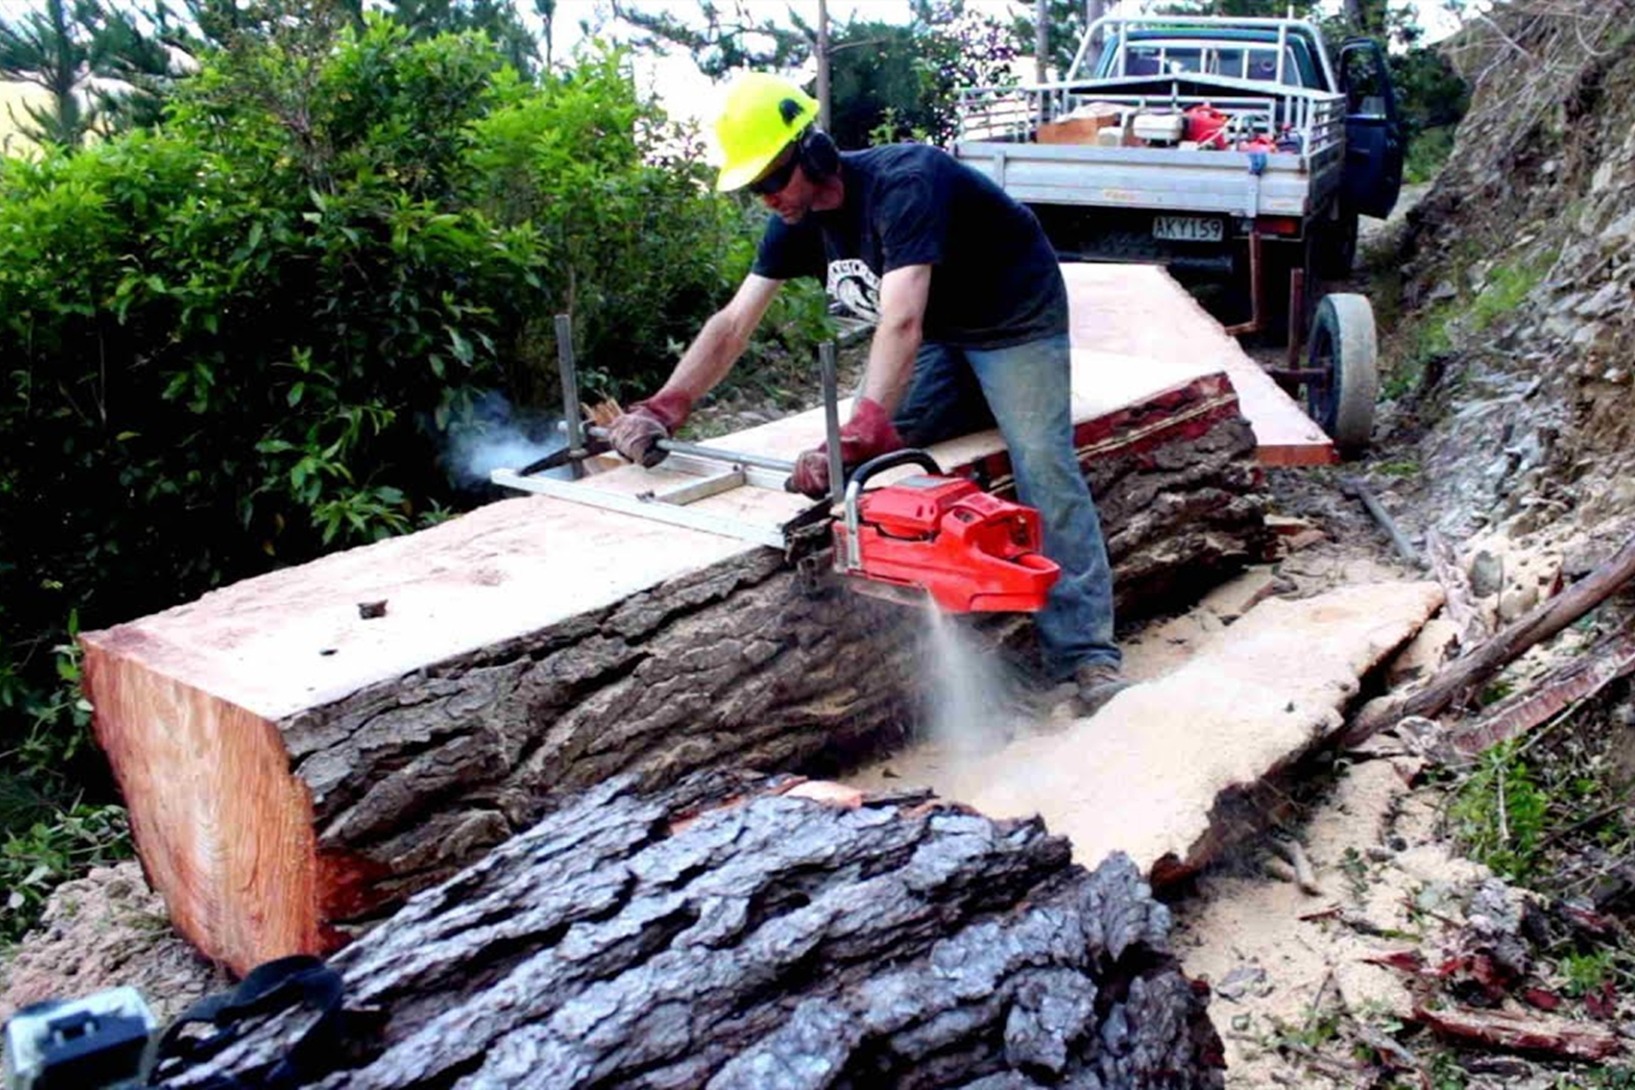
[1389,0,1635,542]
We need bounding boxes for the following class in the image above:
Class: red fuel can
[1184,104,1231,149]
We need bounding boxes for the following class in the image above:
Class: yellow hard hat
[714,73,818,193]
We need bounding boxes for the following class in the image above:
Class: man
[607,72,1128,712]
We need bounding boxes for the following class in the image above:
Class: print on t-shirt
[750,145,1067,348]
[826,258,880,323]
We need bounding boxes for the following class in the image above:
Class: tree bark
[155,772,1227,1090]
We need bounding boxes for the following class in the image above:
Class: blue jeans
[894,334,1120,679]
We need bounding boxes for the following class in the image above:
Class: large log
[83,270,1279,974]
[155,772,1226,1090]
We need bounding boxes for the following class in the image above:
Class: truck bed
[953,75,1346,219]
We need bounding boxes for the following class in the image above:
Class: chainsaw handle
[847,449,943,488]
[780,448,942,496]
[834,449,945,575]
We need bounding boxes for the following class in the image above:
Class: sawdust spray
[917,600,1026,759]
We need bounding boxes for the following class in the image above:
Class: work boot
[1073,661,1132,717]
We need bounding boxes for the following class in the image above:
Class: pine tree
[0,0,104,147]
[384,0,539,78]
[0,0,182,148]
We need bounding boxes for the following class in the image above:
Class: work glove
[790,397,904,499]
[607,389,693,468]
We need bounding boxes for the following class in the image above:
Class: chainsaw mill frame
[490,315,845,551]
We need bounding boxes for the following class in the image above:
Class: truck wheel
[1305,293,1378,457]
[1313,208,1359,280]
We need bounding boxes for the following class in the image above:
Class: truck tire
[1313,207,1359,280]
[1305,293,1377,457]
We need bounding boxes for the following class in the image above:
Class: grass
[1561,949,1617,997]
[1339,845,1370,901]
[0,631,134,948]
[1405,126,1458,185]
[1373,245,1550,403]
[1447,741,1550,882]
[1373,459,1421,479]
[1469,255,1549,333]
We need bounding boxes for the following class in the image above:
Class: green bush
[0,15,818,940]
[0,803,131,944]
[1449,743,1550,882]
[1405,124,1457,184]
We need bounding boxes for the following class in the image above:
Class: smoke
[444,390,566,488]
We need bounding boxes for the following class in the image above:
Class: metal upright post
[554,313,583,481]
[820,341,844,509]
[817,0,831,131]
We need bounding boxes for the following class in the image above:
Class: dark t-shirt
[751,143,1068,349]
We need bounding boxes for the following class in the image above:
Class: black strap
[151,955,346,1088]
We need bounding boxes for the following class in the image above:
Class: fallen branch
[1343,528,1635,747]
[1269,1038,1363,1080]
[1412,1004,1623,1062]
[1344,476,1426,569]
[1355,1025,1428,1087]
[1425,528,1488,648]
[1446,629,1635,758]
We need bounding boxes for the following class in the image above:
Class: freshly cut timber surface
[853,582,1445,883]
[155,773,1226,1090]
[82,268,1274,974]
[1060,264,1334,466]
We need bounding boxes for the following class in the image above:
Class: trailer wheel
[1305,293,1378,457]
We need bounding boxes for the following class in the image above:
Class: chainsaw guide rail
[489,467,791,550]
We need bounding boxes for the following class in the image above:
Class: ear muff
[797,129,840,180]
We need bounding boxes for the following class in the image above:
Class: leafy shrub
[0,803,131,944]
[1405,124,1458,184]
[0,15,823,939]
[1449,743,1550,882]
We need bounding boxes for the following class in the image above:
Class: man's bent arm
[859,264,931,413]
[656,273,782,401]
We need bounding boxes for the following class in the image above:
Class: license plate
[1152,216,1225,242]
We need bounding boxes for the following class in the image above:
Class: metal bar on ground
[1343,475,1425,569]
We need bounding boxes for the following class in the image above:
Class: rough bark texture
[86,372,1269,972]
[155,773,1226,1090]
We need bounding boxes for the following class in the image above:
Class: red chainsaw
[513,438,1061,614]
[828,450,1059,614]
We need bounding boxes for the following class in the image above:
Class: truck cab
[1091,25,1329,90]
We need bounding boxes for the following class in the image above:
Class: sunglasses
[747,151,799,196]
